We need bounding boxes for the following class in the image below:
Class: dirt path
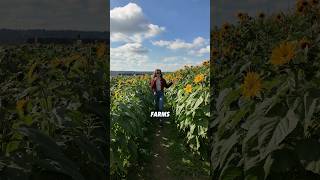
[128,118,210,180]
[149,120,175,180]
[149,119,209,180]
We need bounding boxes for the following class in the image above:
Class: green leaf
[259,107,299,159]
[18,127,85,180]
[192,95,204,111]
[262,76,285,91]
[74,136,105,164]
[296,139,320,175]
[263,148,298,179]
[223,89,241,109]
[245,174,258,180]
[216,88,232,111]
[303,91,319,135]
[220,166,242,180]
[219,132,240,170]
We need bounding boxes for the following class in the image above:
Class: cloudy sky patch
[111,0,209,72]
[0,0,107,31]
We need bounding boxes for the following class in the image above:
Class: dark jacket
[150,77,173,92]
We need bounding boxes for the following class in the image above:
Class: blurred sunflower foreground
[211,0,320,179]
[0,43,108,180]
[110,60,210,179]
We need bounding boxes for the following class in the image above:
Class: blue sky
[110,0,210,72]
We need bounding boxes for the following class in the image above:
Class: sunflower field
[211,0,320,179]
[110,60,210,178]
[0,43,108,180]
[165,61,210,157]
[110,74,154,178]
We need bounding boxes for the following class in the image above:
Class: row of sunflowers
[165,60,210,158]
[110,60,210,178]
[211,0,320,179]
[110,74,154,178]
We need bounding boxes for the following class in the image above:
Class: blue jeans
[154,91,164,111]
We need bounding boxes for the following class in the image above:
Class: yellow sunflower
[16,99,28,112]
[242,72,262,98]
[221,22,231,37]
[296,0,309,14]
[175,74,182,81]
[222,23,231,31]
[270,41,296,66]
[202,60,209,66]
[97,43,107,58]
[184,84,192,93]
[237,12,250,23]
[165,74,173,81]
[194,74,205,83]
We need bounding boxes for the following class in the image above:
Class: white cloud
[111,43,149,71]
[193,37,206,47]
[162,56,180,62]
[110,3,208,71]
[162,56,193,63]
[189,45,210,56]
[155,56,205,71]
[152,36,208,51]
[152,36,209,58]
[145,24,165,38]
[110,3,165,43]
[110,3,166,71]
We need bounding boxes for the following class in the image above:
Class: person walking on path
[150,69,173,125]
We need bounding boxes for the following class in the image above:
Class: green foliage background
[210,2,320,180]
[0,43,108,180]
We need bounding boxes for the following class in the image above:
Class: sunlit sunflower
[165,74,173,81]
[176,74,182,81]
[194,74,205,83]
[270,41,296,66]
[241,72,262,98]
[202,60,209,66]
[184,84,192,93]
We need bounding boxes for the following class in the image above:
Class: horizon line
[0,28,109,33]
